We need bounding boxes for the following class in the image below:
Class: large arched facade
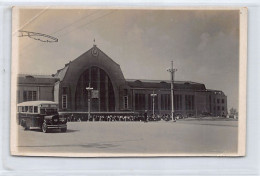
[75,66,115,112]
[55,45,128,112]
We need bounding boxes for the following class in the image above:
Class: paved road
[17,120,238,156]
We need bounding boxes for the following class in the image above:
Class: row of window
[214,106,225,111]
[18,106,38,113]
[214,98,225,104]
[134,94,195,111]
[18,106,58,114]
[21,91,37,102]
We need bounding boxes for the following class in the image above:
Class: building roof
[53,45,123,82]
[17,101,58,107]
[206,89,226,95]
[53,64,69,81]
[18,74,59,85]
[126,79,206,91]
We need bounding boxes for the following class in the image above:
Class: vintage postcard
[10,7,247,157]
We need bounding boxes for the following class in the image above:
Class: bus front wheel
[42,122,48,133]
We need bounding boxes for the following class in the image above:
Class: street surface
[17,120,238,156]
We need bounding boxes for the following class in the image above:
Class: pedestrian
[144,110,148,122]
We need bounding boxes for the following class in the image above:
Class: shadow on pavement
[29,129,79,133]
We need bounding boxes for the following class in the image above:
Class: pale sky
[17,8,239,110]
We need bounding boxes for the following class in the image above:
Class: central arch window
[75,66,115,112]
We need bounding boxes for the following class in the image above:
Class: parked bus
[17,101,67,133]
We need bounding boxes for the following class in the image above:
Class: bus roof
[17,101,58,107]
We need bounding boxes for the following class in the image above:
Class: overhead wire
[19,10,116,56]
[19,10,100,53]
[56,10,116,37]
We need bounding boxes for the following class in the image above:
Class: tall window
[185,95,194,110]
[174,94,182,110]
[62,87,68,109]
[123,96,128,109]
[135,93,145,110]
[62,95,67,109]
[222,99,225,104]
[161,94,171,110]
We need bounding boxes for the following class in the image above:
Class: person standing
[144,110,148,122]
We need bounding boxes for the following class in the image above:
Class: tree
[229,108,238,119]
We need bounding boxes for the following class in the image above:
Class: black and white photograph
[10,7,247,157]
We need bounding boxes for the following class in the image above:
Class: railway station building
[17,45,228,117]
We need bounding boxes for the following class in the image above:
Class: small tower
[93,38,96,47]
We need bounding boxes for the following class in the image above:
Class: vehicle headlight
[59,117,66,122]
[53,118,58,122]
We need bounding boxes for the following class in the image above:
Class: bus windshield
[40,108,58,115]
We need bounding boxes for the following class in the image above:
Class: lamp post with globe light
[167,61,177,122]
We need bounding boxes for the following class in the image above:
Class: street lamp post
[86,83,93,120]
[167,61,177,122]
[150,91,157,117]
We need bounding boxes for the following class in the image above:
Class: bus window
[18,106,22,112]
[40,109,46,114]
[29,106,33,113]
[25,106,28,112]
[34,106,38,113]
[22,106,25,112]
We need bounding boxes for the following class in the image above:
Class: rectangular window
[23,91,37,101]
[135,93,145,110]
[222,99,225,104]
[217,99,220,104]
[185,95,194,110]
[28,91,33,101]
[23,91,27,102]
[161,94,171,110]
[29,106,33,113]
[25,106,28,112]
[33,91,37,100]
[62,95,67,109]
[123,96,128,109]
[217,106,220,111]
[161,94,165,110]
[34,106,38,113]
[174,94,182,110]
[222,106,224,111]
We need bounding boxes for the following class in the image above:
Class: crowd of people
[63,113,175,122]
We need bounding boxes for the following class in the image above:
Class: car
[17,101,67,133]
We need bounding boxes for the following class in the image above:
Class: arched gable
[60,45,126,111]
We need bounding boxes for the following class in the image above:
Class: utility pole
[150,90,157,117]
[167,61,177,122]
[86,83,93,119]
